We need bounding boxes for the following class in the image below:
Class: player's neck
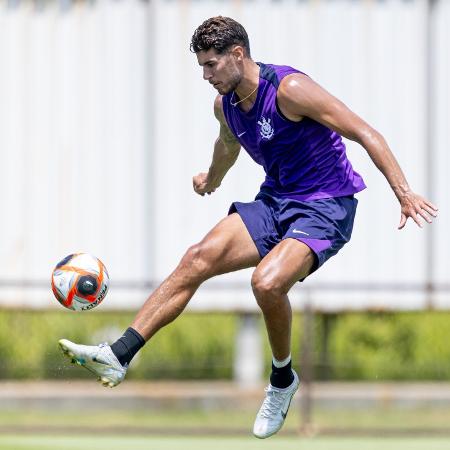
[233,60,260,108]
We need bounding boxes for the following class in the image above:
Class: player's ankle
[110,327,145,366]
[270,354,294,389]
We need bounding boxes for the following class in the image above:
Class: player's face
[197,48,243,95]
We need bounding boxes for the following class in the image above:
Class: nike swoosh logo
[281,395,294,420]
[292,229,309,236]
[237,131,247,138]
[93,357,109,365]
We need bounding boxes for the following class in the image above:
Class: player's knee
[179,243,215,283]
[251,270,286,306]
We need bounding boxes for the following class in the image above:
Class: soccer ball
[51,253,109,311]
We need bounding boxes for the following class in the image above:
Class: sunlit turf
[3,406,450,432]
[3,406,450,450]
[1,436,450,450]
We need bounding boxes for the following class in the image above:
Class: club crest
[257,116,274,140]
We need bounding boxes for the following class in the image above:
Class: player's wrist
[391,183,411,200]
[206,169,223,188]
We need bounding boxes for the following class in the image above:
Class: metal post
[319,313,335,381]
[233,313,263,387]
[300,302,314,435]
[425,0,437,308]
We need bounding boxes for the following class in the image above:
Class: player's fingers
[417,209,433,224]
[424,200,438,212]
[398,214,407,230]
[422,203,438,217]
[410,211,423,228]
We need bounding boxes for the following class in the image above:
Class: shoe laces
[259,386,288,419]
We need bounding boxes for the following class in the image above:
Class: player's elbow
[352,126,386,150]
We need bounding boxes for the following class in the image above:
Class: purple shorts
[229,189,358,277]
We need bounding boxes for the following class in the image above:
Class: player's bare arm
[193,95,241,196]
[277,73,438,229]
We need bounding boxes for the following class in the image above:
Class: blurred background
[0,0,449,448]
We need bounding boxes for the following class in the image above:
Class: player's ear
[230,45,245,61]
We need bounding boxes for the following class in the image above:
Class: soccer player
[59,16,438,439]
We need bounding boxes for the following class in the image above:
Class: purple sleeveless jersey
[222,63,366,200]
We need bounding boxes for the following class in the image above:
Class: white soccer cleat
[253,370,300,439]
[59,339,127,388]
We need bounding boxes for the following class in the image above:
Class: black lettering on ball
[77,275,98,296]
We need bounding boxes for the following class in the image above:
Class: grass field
[3,406,450,432]
[4,389,450,449]
[1,436,450,450]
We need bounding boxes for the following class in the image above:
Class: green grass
[313,407,450,430]
[3,407,450,450]
[1,436,450,450]
[3,406,450,432]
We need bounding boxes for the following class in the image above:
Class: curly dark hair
[190,16,251,57]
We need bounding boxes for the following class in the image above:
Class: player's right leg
[59,212,261,387]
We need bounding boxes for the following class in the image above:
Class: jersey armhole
[275,90,304,124]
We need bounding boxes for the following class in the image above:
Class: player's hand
[193,172,219,196]
[398,191,438,229]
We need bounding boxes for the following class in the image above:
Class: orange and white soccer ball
[51,253,109,311]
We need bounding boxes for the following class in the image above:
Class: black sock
[110,327,145,366]
[270,360,294,389]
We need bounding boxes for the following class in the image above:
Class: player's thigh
[193,212,261,275]
[252,238,315,293]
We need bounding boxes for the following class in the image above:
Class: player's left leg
[252,238,314,359]
[251,238,315,439]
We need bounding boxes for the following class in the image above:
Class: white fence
[0,0,448,311]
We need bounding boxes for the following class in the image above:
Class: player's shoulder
[276,72,316,119]
[214,94,223,110]
[278,72,311,97]
[277,73,318,111]
[214,94,226,122]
